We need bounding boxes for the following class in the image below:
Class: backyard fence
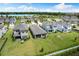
[0,38,7,56]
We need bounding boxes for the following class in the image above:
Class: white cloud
[53,3,73,10]
[50,3,79,12]
[0,3,79,12]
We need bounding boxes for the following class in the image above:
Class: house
[70,16,79,25]
[0,24,8,38]
[42,21,72,32]
[20,17,26,23]
[9,17,16,24]
[42,21,53,32]
[5,18,10,23]
[52,21,72,32]
[30,25,47,38]
[5,17,16,29]
[61,16,79,25]
[9,17,16,29]
[13,23,29,40]
[26,16,34,22]
[61,16,70,21]
[0,18,4,25]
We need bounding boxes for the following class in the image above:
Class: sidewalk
[45,45,79,56]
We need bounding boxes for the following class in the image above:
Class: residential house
[26,16,34,23]
[20,17,26,23]
[61,16,79,25]
[52,21,72,32]
[30,25,47,38]
[13,23,29,40]
[0,18,4,25]
[42,21,72,32]
[0,24,8,38]
[42,21,53,32]
[5,18,10,23]
[5,17,16,28]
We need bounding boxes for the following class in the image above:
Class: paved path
[45,45,79,56]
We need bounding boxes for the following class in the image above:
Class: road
[45,45,79,56]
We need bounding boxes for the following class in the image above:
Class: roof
[42,21,52,30]
[52,21,71,28]
[42,21,52,26]
[62,16,79,22]
[30,25,47,35]
[20,18,26,22]
[13,31,20,37]
[27,16,33,21]
[14,23,28,31]
[0,18,4,23]
[9,18,16,23]
[5,17,16,23]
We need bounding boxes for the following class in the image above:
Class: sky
[0,3,79,12]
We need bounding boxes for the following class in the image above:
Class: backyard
[0,29,79,56]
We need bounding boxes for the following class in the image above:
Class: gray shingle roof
[30,25,47,35]
[42,21,53,30]
[0,18,4,23]
[62,16,79,22]
[14,23,28,31]
[52,21,71,30]
[5,17,16,23]
[42,21,52,26]
[9,18,16,23]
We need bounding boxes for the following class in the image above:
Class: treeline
[0,12,66,15]
[0,12,79,16]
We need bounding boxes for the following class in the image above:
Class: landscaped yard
[0,28,79,56]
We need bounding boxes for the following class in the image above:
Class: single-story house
[52,21,72,32]
[30,25,47,38]
[5,18,9,23]
[42,21,53,32]
[9,17,16,24]
[0,18,4,25]
[26,16,34,22]
[8,17,16,29]
[0,24,8,38]
[13,23,29,40]
[20,17,26,23]
[42,21,72,32]
[61,16,79,25]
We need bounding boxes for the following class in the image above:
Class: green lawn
[15,19,21,25]
[1,29,79,56]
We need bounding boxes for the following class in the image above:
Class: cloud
[0,3,79,12]
[50,3,79,12]
[53,3,73,10]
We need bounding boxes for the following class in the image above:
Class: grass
[1,18,79,56]
[33,32,79,55]
[15,19,21,25]
[0,29,79,56]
